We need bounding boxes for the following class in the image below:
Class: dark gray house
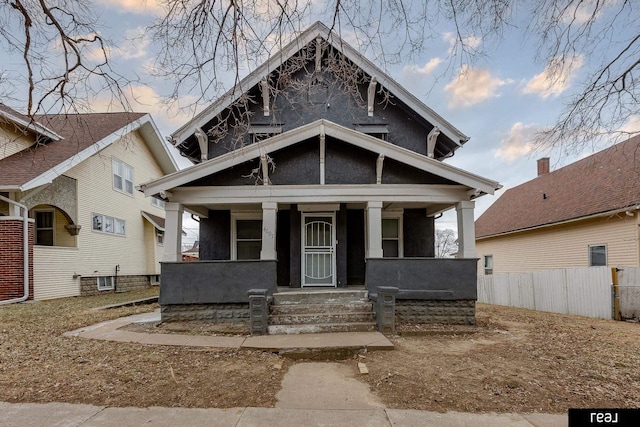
[140,22,499,331]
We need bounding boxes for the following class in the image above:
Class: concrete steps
[268,289,376,334]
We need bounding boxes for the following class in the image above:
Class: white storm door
[302,214,336,287]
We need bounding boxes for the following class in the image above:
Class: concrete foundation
[395,299,476,325]
[161,303,250,322]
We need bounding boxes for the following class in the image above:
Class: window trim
[483,255,494,275]
[151,197,165,209]
[588,244,607,267]
[92,213,126,236]
[112,157,134,196]
[97,276,114,291]
[34,208,56,246]
[156,230,165,245]
[231,212,262,260]
[382,210,403,258]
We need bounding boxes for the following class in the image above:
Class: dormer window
[249,124,283,144]
[354,124,389,141]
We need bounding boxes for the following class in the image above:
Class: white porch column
[162,202,184,262]
[366,201,384,258]
[456,200,476,258]
[260,202,278,260]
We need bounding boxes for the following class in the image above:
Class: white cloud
[561,0,603,25]
[96,0,164,15]
[494,122,539,162]
[443,32,482,54]
[444,65,510,108]
[523,55,583,99]
[403,58,443,76]
[617,114,640,135]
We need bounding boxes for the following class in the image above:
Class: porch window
[233,217,262,260]
[112,158,134,195]
[589,245,607,266]
[34,209,55,246]
[381,212,403,257]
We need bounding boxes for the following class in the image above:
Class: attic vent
[354,124,389,141]
[249,125,283,143]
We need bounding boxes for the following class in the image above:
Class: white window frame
[381,210,403,258]
[589,244,607,267]
[151,197,165,209]
[484,255,493,275]
[92,213,126,236]
[97,276,114,291]
[231,212,262,260]
[34,208,55,246]
[156,230,165,245]
[112,157,134,196]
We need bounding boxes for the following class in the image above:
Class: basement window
[97,276,114,291]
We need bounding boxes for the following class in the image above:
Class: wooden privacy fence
[478,267,613,320]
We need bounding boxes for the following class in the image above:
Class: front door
[302,213,336,287]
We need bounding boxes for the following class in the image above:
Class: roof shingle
[475,135,640,238]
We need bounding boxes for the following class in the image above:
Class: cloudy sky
[2,1,635,244]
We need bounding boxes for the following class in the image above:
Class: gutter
[0,195,30,305]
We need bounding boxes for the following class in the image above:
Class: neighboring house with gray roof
[476,136,640,275]
[140,22,500,326]
[0,105,178,301]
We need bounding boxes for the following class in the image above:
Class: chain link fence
[617,285,640,321]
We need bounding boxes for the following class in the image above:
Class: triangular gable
[141,119,499,196]
[171,22,468,151]
[0,114,178,192]
[0,104,62,142]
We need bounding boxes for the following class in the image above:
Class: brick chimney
[537,157,550,176]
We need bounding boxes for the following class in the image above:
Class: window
[97,276,114,291]
[232,214,263,260]
[112,158,134,195]
[34,210,54,246]
[92,213,125,236]
[484,255,493,275]
[151,197,165,209]
[589,245,607,266]
[381,212,403,258]
[249,125,282,144]
[355,124,389,141]
[156,230,164,245]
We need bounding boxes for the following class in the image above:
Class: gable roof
[0,104,62,142]
[141,119,499,197]
[0,112,178,192]
[170,21,468,154]
[475,135,640,239]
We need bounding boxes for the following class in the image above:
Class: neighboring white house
[0,104,178,301]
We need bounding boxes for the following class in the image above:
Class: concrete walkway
[33,311,570,426]
[63,310,395,352]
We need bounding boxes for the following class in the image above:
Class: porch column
[366,201,384,258]
[261,202,278,260]
[162,202,184,262]
[456,200,476,258]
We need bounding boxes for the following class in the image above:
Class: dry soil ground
[1,290,639,413]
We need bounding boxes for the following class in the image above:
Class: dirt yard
[1,291,639,413]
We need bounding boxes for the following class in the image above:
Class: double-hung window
[34,209,55,246]
[232,213,262,260]
[484,255,493,275]
[381,211,403,258]
[113,158,134,195]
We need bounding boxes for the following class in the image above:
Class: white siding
[477,215,640,275]
[32,129,168,299]
[33,246,80,300]
[0,124,35,160]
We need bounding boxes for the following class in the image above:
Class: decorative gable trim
[170,22,468,149]
[141,119,499,197]
[0,106,62,142]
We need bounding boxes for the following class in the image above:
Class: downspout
[0,195,30,305]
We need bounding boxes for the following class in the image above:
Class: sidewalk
[0,402,566,427]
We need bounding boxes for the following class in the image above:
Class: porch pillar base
[376,286,399,334]
[248,289,270,335]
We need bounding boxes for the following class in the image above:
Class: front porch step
[272,290,368,305]
[270,301,373,315]
[267,322,377,335]
[269,311,375,325]
[268,289,375,335]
